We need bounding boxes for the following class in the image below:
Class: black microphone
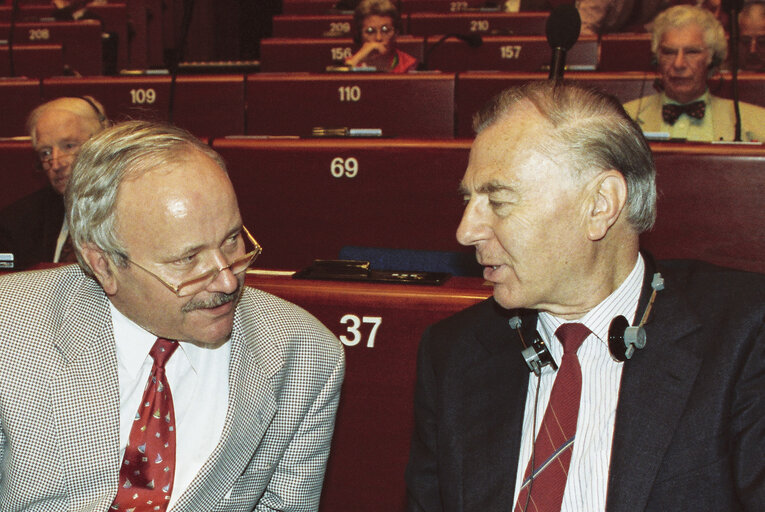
[418,33,484,71]
[545,4,581,81]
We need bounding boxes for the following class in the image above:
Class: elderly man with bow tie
[624,4,765,142]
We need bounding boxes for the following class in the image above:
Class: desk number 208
[339,314,382,348]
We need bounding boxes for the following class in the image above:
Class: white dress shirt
[111,302,231,510]
[513,255,645,511]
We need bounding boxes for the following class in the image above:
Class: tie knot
[150,338,179,368]
[555,323,591,355]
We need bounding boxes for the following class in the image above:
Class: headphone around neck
[510,272,665,375]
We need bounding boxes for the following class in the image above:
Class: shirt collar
[538,254,645,351]
[110,301,206,379]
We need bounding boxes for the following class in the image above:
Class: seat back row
[2,71,764,138]
[2,139,763,275]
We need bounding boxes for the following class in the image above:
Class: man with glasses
[0,96,109,269]
[623,5,765,141]
[0,121,345,511]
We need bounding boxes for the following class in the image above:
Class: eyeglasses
[363,24,394,36]
[125,226,263,297]
[37,141,83,168]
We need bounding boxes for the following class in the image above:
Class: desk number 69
[339,314,382,348]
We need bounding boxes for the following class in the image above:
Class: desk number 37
[339,314,382,348]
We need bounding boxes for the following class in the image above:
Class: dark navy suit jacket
[406,259,765,511]
[0,186,64,269]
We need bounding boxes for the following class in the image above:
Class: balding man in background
[739,1,765,71]
[0,96,109,269]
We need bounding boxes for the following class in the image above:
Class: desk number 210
[339,314,382,348]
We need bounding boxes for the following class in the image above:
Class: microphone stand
[725,0,744,141]
[167,0,196,124]
[418,33,483,71]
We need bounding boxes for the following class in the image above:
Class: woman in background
[345,0,418,72]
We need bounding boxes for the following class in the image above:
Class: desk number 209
[339,314,382,348]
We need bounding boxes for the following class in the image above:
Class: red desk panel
[212,138,472,269]
[42,75,171,124]
[599,33,652,72]
[272,14,353,38]
[172,75,246,138]
[0,44,63,78]
[645,143,765,275]
[42,75,246,138]
[245,73,455,138]
[0,4,130,71]
[0,20,102,76]
[400,0,502,12]
[454,71,765,137]
[424,35,598,72]
[0,139,47,212]
[408,11,548,36]
[258,36,424,73]
[212,138,765,274]
[245,271,491,512]
[281,0,341,15]
[0,78,41,137]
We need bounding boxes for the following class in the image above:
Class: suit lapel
[634,94,663,133]
[710,96,734,141]
[173,302,280,511]
[460,303,533,510]
[606,271,704,512]
[49,275,121,509]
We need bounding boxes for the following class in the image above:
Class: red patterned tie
[111,338,179,512]
[514,323,591,512]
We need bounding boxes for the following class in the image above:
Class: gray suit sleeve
[255,336,345,512]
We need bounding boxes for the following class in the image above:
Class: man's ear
[80,243,119,295]
[585,170,628,241]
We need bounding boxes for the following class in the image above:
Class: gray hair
[650,5,728,68]
[65,120,227,274]
[473,81,656,233]
[27,96,110,146]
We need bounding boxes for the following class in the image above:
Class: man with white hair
[0,96,109,268]
[623,5,765,141]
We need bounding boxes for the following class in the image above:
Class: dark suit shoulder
[657,259,765,316]
[0,186,62,219]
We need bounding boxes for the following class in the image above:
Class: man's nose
[456,200,489,247]
[672,50,687,68]
[207,251,240,294]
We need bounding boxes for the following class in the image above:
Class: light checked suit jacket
[0,265,345,511]
[623,93,765,142]
[405,259,765,511]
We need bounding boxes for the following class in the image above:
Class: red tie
[112,338,179,512]
[514,323,591,512]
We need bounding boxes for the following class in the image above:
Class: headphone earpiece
[513,272,664,371]
[79,95,107,127]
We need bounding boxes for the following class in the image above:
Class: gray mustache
[182,287,241,313]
